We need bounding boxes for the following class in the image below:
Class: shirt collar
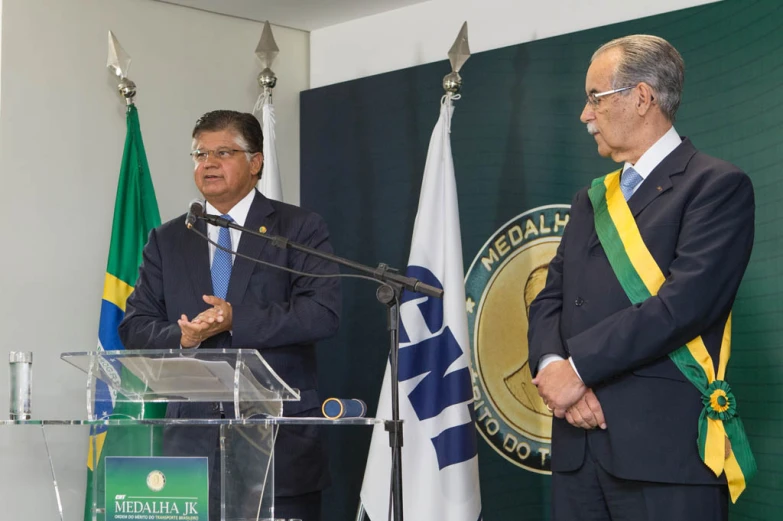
[623,125,682,180]
[205,188,256,227]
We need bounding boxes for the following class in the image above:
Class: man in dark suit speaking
[528,35,756,520]
[119,110,340,521]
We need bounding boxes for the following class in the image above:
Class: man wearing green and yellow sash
[527,35,756,521]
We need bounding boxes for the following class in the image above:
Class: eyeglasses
[585,85,635,107]
[190,148,250,163]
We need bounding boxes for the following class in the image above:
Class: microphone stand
[193,213,443,521]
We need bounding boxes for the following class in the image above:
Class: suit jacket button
[575,297,584,306]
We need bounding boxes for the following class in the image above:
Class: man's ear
[251,152,264,178]
[635,82,656,116]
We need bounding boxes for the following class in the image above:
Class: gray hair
[592,35,684,122]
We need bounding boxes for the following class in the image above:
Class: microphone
[185,199,204,228]
[201,213,234,228]
[322,398,367,419]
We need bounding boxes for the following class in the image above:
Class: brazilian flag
[84,104,167,520]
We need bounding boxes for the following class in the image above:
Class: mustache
[586,123,598,135]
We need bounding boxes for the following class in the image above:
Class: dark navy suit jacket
[118,189,341,497]
[528,138,755,484]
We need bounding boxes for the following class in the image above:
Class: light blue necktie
[211,215,234,299]
[620,166,643,201]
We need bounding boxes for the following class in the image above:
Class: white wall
[310,0,719,88]
[0,0,307,517]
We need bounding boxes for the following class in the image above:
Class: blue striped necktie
[620,166,643,201]
[211,215,234,299]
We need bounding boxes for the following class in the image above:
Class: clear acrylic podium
[0,349,382,521]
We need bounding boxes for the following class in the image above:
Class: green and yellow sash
[587,170,756,502]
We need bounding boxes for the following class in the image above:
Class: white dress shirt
[620,125,682,197]
[537,126,682,381]
[205,188,256,266]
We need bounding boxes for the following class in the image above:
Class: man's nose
[580,103,594,124]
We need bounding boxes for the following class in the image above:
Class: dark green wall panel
[301,1,783,519]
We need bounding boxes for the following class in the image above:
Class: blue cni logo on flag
[398,265,477,470]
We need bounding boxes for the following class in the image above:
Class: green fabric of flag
[84,104,167,521]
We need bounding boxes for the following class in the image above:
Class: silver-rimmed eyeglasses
[190,148,249,163]
[586,85,635,107]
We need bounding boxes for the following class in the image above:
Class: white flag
[360,95,482,521]
[255,93,284,201]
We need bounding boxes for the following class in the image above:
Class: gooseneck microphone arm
[196,212,443,299]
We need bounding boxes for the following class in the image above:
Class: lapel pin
[259,226,267,233]
[657,186,663,191]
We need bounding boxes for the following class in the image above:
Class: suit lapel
[226,190,277,304]
[182,219,213,301]
[588,137,697,252]
[627,137,696,217]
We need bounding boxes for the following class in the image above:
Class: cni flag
[360,95,482,521]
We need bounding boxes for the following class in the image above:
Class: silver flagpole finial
[255,21,279,92]
[107,31,135,105]
[443,21,471,94]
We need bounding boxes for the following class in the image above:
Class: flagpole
[253,21,284,201]
[384,22,471,521]
[108,31,136,107]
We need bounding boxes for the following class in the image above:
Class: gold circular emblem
[465,205,570,473]
[146,470,166,492]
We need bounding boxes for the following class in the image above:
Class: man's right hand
[178,314,210,348]
[564,389,607,430]
[177,295,234,348]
